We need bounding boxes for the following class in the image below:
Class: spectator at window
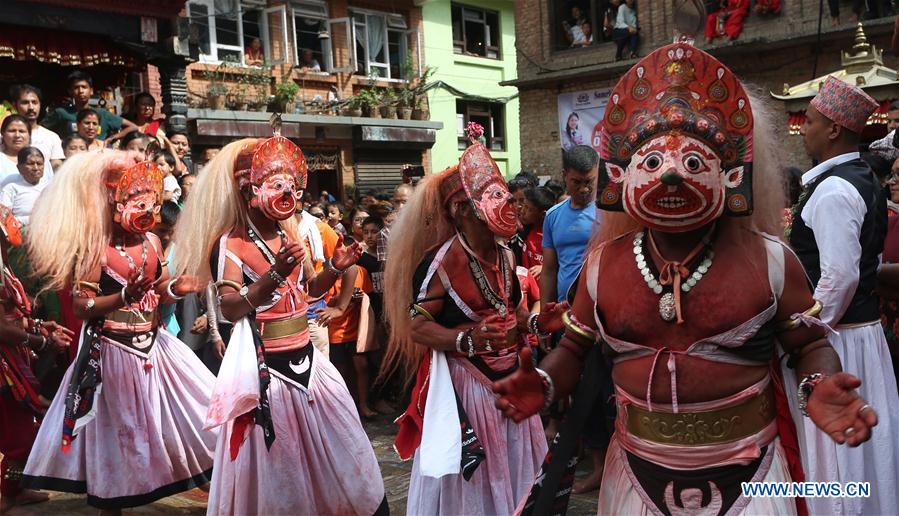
[562,111,586,150]
[1,147,47,225]
[12,84,64,170]
[245,37,264,66]
[76,109,105,151]
[572,20,595,47]
[563,5,589,45]
[754,0,781,15]
[61,134,87,159]
[299,48,322,72]
[602,1,619,39]
[704,0,750,44]
[43,70,137,141]
[613,0,639,60]
[126,92,166,140]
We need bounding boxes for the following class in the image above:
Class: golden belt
[258,314,309,341]
[625,383,775,446]
[106,309,154,325]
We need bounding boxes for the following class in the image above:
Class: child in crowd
[154,150,181,203]
[61,134,87,159]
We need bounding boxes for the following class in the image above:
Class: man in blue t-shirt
[540,144,608,495]
[541,144,599,304]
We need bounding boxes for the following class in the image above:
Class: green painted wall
[420,0,520,177]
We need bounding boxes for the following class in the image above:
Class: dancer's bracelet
[535,368,555,411]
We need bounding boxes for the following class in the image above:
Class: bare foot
[571,469,603,494]
[832,16,840,27]
[360,405,378,419]
[1,489,51,512]
[373,399,395,414]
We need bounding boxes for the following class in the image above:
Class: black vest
[789,158,887,324]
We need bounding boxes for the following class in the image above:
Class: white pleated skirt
[406,356,547,516]
[22,329,217,509]
[206,347,385,516]
[783,323,899,516]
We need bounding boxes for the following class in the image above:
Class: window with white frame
[188,0,288,65]
[292,1,329,73]
[350,9,413,80]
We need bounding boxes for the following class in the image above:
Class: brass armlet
[562,311,598,344]
[776,300,823,332]
[215,280,243,293]
[74,280,100,293]
[409,303,435,322]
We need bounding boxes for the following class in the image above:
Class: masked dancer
[20,152,216,514]
[383,143,565,514]
[493,35,879,515]
[173,134,385,515]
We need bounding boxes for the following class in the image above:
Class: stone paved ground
[6,413,599,515]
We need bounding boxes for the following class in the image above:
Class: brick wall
[514,0,898,176]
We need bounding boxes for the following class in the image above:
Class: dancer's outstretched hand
[808,372,878,447]
[331,241,362,271]
[492,347,545,422]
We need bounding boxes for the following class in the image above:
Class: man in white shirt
[789,75,899,515]
[13,85,64,170]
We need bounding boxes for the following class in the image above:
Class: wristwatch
[239,285,255,310]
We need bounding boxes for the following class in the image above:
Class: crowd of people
[2,24,899,516]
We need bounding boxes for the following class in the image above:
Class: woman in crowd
[173,136,385,515]
[21,152,217,513]
[0,202,71,513]
[348,207,369,243]
[1,147,47,225]
[75,109,105,151]
[126,92,165,140]
[518,186,556,282]
[384,143,563,514]
[0,115,52,184]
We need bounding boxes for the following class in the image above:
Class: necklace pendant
[498,305,507,318]
[659,292,676,322]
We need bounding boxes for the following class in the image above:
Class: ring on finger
[844,427,856,437]
[859,404,872,415]
[481,326,488,333]
[287,256,296,264]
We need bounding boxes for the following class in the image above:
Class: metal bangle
[528,312,551,337]
[466,329,475,357]
[798,372,828,417]
[267,268,287,286]
[325,259,346,277]
[455,330,466,353]
[166,279,185,301]
[120,288,130,306]
[562,311,597,343]
[535,368,555,411]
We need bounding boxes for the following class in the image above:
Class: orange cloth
[315,220,339,272]
[327,267,372,344]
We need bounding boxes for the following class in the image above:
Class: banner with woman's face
[557,88,611,152]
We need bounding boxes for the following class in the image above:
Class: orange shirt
[327,266,372,344]
[314,220,339,272]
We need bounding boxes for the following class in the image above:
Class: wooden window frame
[451,2,501,60]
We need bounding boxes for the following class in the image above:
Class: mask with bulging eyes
[472,180,518,239]
[252,172,300,221]
[117,191,160,234]
[604,134,743,233]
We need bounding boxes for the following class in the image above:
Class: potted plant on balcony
[397,85,414,120]
[379,88,398,119]
[359,89,380,119]
[275,78,300,114]
[207,82,228,110]
[342,95,364,117]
